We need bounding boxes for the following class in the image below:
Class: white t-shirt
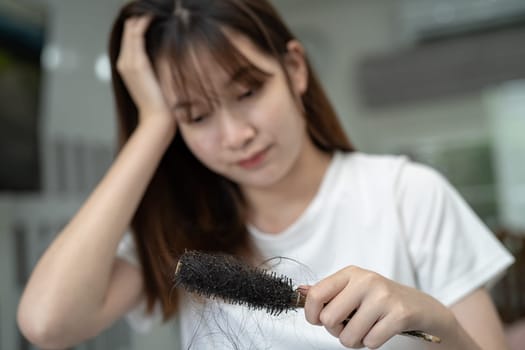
[116,152,514,349]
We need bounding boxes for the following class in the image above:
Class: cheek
[179,128,218,164]
[257,82,299,127]
[264,90,305,134]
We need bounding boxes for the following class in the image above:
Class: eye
[238,89,254,100]
[189,113,210,124]
[237,83,263,101]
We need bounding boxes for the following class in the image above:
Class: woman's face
[157,31,309,190]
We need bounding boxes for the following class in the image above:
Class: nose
[219,109,256,150]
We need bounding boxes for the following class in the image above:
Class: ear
[284,40,308,96]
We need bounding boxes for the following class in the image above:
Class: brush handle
[293,288,441,344]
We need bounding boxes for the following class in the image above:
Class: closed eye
[237,83,264,101]
[237,89,255,101]
[189,113,210,124]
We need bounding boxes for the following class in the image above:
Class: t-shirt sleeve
[116,233,163,333]
[396,161,514,306]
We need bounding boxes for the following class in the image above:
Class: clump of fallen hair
[174,250,297,315]
[174,251,442,344]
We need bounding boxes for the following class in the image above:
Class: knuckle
[361,272,380,288]
[304,308,319,325]
[304,313,316,325]
[375,285,393,303]
[346,265,360,274]
[306,287,323,304]
[339,334,361,349]
[394,303,413,328]
[363,329,392,349]
[362,336,382,349]
[319,310,339,329]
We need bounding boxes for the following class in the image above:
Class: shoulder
[334,151,450,204]
[338,151,407,172]
[335,151,413,190]
[393,158,454,207]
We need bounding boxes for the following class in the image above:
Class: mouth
[237,146,272,170]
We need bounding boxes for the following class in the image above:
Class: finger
[119,18,140,66]
[121,16,152,59]
[304,266,358,326]
[131,15,153,38]
[124,15,152,35]
[319,286,361,334]
[324,320,345,339]
[304,272,347,325]
[338,302,383,349]
[361,313,402,350]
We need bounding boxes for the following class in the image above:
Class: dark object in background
[0,13,44,192]
[357,25,525,108]
[493,230,525,325]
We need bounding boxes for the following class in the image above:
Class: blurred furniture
[506,319,525,350]
[496,229,525,350]
[492,230,525,325]
[4,137,134,350]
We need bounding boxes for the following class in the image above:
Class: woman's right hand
[117,16,175,132]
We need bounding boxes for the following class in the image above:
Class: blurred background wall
[1,0,524,349]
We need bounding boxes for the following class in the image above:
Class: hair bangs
[198,25,273,90]
[153,19,272,118]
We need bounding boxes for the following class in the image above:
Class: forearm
[424,314,482,350]
[18,120,173,332]
[426,288,510,350]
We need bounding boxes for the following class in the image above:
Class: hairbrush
[174,250,441,344]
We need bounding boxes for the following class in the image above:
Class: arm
[427,288,509,350]
[17,16,175,349]
[17,121,173,349]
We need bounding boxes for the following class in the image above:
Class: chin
[237,166,289,189]
[242,177,279,189]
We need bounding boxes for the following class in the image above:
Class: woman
[18,0,513,349]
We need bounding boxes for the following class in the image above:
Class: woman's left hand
[303,265,454,349]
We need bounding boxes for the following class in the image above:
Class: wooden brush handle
[294,287,441,344]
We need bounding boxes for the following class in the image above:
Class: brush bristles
[174,250,297,315]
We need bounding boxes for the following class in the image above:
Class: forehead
[155,29,280,102]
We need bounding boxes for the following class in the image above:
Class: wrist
[428,310,481,350]
[137,117,176,142]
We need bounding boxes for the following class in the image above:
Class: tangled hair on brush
[174,250,299,315]
[174,251,442,346]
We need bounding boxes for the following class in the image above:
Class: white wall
[41,0,121,144]
[485,81,525,232]
[273,0,491,153]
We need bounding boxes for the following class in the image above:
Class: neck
[242,140,333,234]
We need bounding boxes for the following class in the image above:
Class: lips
[237,146,270,169]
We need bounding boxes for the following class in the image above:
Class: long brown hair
[108,0,353,321]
